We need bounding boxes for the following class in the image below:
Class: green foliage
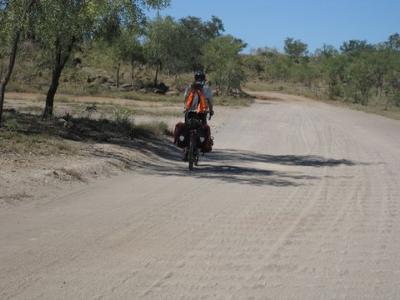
[284,37,308,61]
[111,107,134,137]
[316,44,339,58]
[291,60,320,87]
[178,15,224,70]
[0,0,32,42]
[202,35,247,94]
[1,0,33,73]
[245,34,400,108]
[340,40,372,56]
[0,0,37,127]
[143,15,225,78]
[347,54,376,104]
[113,107,131,124]
[386,33,400,51]
[267,54,291,81]
[4,116,19,131]
[323,54,347,98]
[144,16,183,75]
[242,54,265,78]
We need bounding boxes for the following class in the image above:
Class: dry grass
[58,168,86,182]
[0,130,78,156]
[321,99,400,120]
[0,112,79,157]
[134,121,172,138]
[9,81,253,109]
[0,109,173,157]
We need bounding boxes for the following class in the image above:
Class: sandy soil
[1,92,400,299]
[0,92,236,207]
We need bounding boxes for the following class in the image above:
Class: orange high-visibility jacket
[185,88,208,113]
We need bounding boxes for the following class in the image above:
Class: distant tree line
[243,35,400,108]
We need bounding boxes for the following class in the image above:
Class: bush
[110,108,134,137]
[134,121,171,137]
[202,35,247,95]
[243,34,400,110]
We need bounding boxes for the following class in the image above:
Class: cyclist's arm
[204,86,214,113]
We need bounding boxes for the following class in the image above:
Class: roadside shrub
[243,34,400,110]
[110,108,134,138]
[134,121,171,137]
[4,117,20,132]
[113,107,131,124]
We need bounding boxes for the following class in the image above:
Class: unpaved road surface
[1,93,400,299]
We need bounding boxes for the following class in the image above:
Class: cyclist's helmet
[194,70,206,83]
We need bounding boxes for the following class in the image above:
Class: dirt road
[1,93,400,299]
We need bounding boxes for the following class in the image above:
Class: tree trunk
[174,74,179,88]
[154,64,159,87]
[0,0,36,127]
[43,65,62,118]
[116,62,121,88]
[130,59,135,86]
[226,72,232,95]
[0,83,6,127]
[43,37,75,119]
[0,30,20,127]
[385,97,391,111]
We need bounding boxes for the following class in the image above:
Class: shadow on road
[93,141,359,187]
[3,111,362,187]
[170,163,317,187]
[210,149,356,167]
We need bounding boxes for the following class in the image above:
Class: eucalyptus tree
[202,35,247,95]
[110,28,145,88]
[387,33,400,51]
[91,4,146,88]
[340,40,372,56]
[284,38,308,62]
[144,16,180,86]
[144,15,225,86]
[178,15,224,70]
[127,37,146,85]
[37,0,170,118]
[0,0,36,127]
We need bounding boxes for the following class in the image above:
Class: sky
[149,0,400,53]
